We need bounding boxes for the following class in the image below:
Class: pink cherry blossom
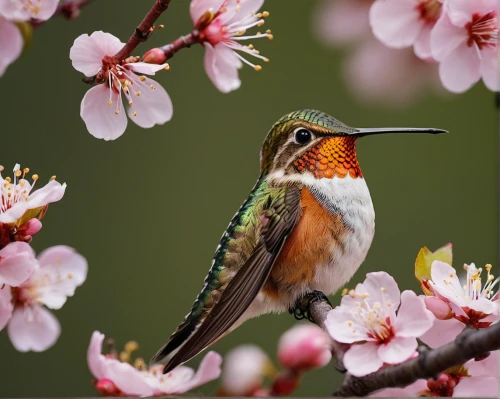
[70,31,173,140]
[221,344,273,396]
[344,39,442,107]
[0,242,37,288]
[0,0,58,22]
[423,295,452,320]
[313,0,372,46]
[0,16,22,77]
[88,331,222,397]
[3,245,87,352]
[431,0,499,93]
[326,272,434,377]
[370,0,442,60]
[277,324,331,371]
[0,163,66,226]
[190,0,272,93]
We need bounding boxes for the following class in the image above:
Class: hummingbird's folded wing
[160,186,301,373]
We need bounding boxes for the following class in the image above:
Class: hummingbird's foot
[289,290,332,323]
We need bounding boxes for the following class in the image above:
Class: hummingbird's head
[260,109,445,184]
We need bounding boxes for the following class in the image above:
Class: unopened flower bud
[94,378,122,396]
[278,324,332,371]
[424,296,452,320]
[270,372,300,395]
[143,48,167,64]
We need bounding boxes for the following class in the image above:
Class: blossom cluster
[315,0,498,104]
[0,163,87,352]
[0,0,59,76]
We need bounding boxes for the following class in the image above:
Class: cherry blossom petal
[126,62,169,75]
[480,47,499,91]
[466,351,499,377]
[414,24,433,60]
[446,0,497,27]
[358,271,401,312]
[469,297,498,314]
[429,261,466,306]
[430,12,467,61]
[127,77,173,129]
[70,31,124,77]
[0,286,13,331]
[454,376,499,397]
[0,17,22,77]
[438,41,482,93]
[419,318,464,348]
[167,351,222,394]
[80,85,127,140]
[377,336,417,365]
[325,307,370,343]
[370,0,422,49]
[224,0,265,25]
[203,43,242,93]
[0,0,58,21]
[190,0,225,26]
[32,0,59,21]
[0,242,37,287]
[8,305,60,352]
[344,342,384,377]
[394,291,434,337]
[32,245,87,309]
[424,296,452,319]
[313,0,370,46]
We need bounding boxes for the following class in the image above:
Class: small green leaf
[415,243,453,295]
[15,22,33,53]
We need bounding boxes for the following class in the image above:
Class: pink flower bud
[278,324,332,371]
[20,219,42,236]
[424,296,452,320]
[142,48,167,64]
[270,372,300,396]
[94,378,122,396]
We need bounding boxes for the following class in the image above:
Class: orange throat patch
[293,136,362,179]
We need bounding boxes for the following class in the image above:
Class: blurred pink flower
[326,272,434,377]
[0,163,66,226]
[313,0,372,46]
[220,344,273,396]
[372,351,499,397]
[190,0,272,93]
[88,331,222,397]
[0,242,37,288]
[344,39,442,107]
[70,31,172,140]
[370,0,442,60]
[277,324,331,371]
[420,261,499,348]
[2,246,87,352]
[431,0,499,93]
[0,0,58,21]
[0,16,22,77]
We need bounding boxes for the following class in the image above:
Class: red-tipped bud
[278,324,332,371]
[94,378,122,396]
[270,372,300,396]
[424,296,452,320]
[142,48,167,64]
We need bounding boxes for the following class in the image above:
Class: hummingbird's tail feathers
[161,188,301,374]
[150,321,196,364]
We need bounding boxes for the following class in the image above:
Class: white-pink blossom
[325,272,434,377]
[88,331,222,397]
[0,242,37,288]
[1,245,87,352]
[277,324,331,371]
[0,0,58,22]
[431,0,499,93]
[190,0,272,93]
[0,16,22,77]
[0,164,66,226]
[221,344,273,396]
[70,31,173,140]
[370,0,442,60]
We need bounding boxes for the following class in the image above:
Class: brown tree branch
[307,298,500,397]
[113,0,172,63]
[158,31,200,61]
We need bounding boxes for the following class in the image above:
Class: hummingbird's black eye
[294,128,314,145]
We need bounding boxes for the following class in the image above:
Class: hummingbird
[152,109,445,373]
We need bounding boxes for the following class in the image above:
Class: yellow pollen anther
[124,80,131,86]
[349,290,356,298]
[135,91,141,96]
[267,34,274,40]
[125,341,139,353]
[128,101,133,106]
[67,273,73,279]
[347,321,353,326]
[5,177,11,183]
[119,351,130,363]
[266,29,272,34]
[450,273,455,278]
[134,358,147,370]
[254,65,262,71]
[14,170,22,177]
[262,11,270,17]
[486,264,492,271]
[32,174,39,181]
[150,84,156,89]
[115,110,120,115]
[140,76,147,82]
[264,57,269,62]
[0,166,4,172]
[50,175,56,181]
[341,288,349,296]
[248,44,254,49]
[164,64,170,70]
[258,20,265,27]
[108,100,113,105]
[133,112,137,117]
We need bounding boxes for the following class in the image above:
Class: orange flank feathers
[293,137,362,179]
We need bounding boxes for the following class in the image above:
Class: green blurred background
[0,0,497,396]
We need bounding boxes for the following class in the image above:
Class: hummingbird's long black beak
[352,127,447,137]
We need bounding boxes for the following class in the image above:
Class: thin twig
[158,31,200,61]
[113,0,172,62]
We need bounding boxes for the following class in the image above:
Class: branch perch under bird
[306,294,500,397]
